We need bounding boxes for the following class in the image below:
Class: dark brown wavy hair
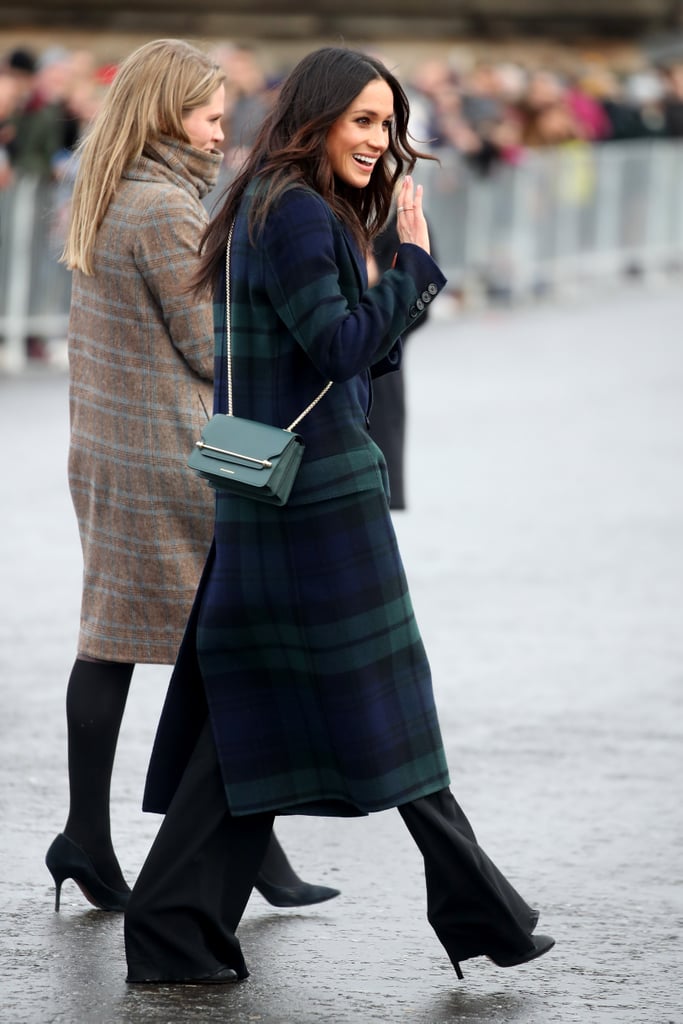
[194,46,434,294]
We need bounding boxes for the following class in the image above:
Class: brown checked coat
[67,137,223,663]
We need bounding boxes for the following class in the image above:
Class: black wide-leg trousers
[125,721,536,981]
[124,721,274,982]
[398,791,537,967]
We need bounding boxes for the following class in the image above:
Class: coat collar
[124,135,223,199]
[241,177,367,292]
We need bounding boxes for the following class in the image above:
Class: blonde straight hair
[62,38,224,274]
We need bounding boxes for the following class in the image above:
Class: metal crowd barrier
[2,139,683,372]
[418,138,683,302]
[0,175,72,372]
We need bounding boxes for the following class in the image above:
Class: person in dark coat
[45,37,338,918]
[124,45,555,987]
[367,209,433,509]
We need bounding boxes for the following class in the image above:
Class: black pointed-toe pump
[488,933,555,969]
[45,833,130,912]
[453,933,555,981]
[253,832,340,907]
[253,875,341,907]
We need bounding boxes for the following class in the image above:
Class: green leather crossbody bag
[188,223,331,505]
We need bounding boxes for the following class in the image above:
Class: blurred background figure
[5,46,75,181]
[518,69,583,147]
[0,63,19,189]
[367,206,435,511]
[209,42,273,183]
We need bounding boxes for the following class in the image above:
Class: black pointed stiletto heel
[454,962,464,980]
[45,833,130,912]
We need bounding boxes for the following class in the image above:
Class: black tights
[63,657,134,890]
[62,657,305,894]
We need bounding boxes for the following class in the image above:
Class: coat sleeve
[133,189,214,381]
[261,189,447,382]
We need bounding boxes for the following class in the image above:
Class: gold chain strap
[224,223,332,429]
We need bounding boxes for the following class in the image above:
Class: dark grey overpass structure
[2,0,683,42]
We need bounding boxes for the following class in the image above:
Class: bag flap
[197,414,302,469]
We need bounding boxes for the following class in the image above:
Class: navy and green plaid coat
[143,183,451,817]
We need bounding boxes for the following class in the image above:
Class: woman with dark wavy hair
[124,46,554,988]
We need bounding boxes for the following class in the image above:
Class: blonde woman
[46,38,339,913]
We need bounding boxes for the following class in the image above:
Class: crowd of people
[3,40,683,190]
[405,57,683,173]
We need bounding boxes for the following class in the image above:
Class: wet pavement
[1,284,682,1023]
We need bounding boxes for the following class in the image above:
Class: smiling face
[325,78,394,188]
[181,84,225,152]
